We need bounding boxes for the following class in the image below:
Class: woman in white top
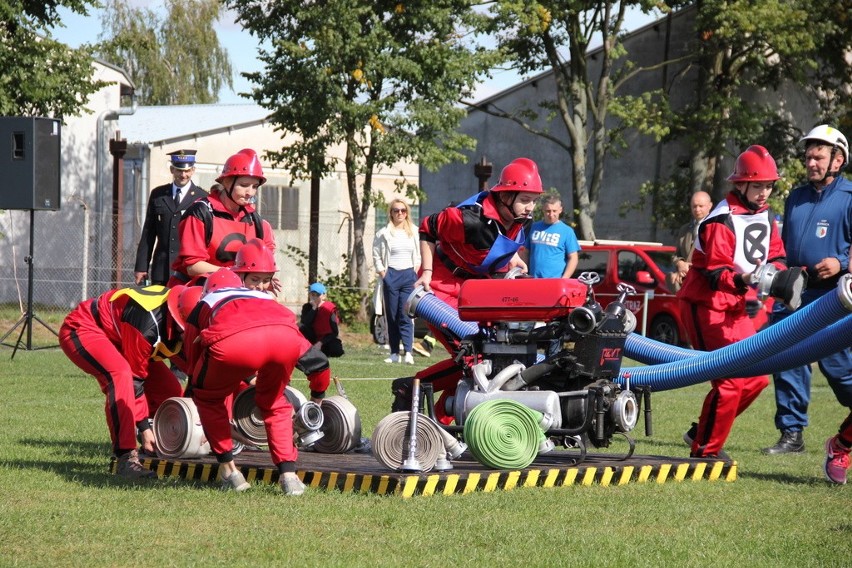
[372,199,421,364]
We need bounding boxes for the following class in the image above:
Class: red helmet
[727,145,780,182]
[490,158,543,193]
[167,285,203,331]
[216,148,267,185]
[202,267,243,296]
[233,238,277,273]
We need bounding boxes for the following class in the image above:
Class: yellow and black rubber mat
[112,449,736,497]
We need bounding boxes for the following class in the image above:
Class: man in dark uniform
[134,149,205,285]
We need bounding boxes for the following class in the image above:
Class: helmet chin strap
[497,192,532,222]
[737,184,761,211]
[223,179,239,208]
[820,147,845,183]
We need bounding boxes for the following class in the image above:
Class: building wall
[121,111,418,309]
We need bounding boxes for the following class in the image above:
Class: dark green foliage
[224,0,499,295]
[0,0,107,118]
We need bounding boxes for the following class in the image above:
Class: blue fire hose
[616,275,852,391]
[625,314,852,376]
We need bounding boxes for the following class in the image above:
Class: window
[257,185,298,230]
[575,250,609,281]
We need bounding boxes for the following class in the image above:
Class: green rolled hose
[463,399,546,470]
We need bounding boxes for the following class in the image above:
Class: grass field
[0,335,849,567]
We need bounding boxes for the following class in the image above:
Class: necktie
[174,187,181,204]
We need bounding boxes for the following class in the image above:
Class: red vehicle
[574,240,771,346]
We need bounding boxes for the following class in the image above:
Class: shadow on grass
[9,437,183,489]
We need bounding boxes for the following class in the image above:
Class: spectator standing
[763,125,852,455]
[527,193,580,279]
[670,191,713,292]
[134,149,205,285]
[678,145,796,458]
[299,282,344,358]
[373,199,421,365]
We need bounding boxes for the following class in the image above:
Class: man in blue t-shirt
[528,194,581,278]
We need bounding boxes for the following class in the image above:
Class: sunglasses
[391,208,407,213]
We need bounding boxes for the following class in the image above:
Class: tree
[672,0,845,200]
[226,0,498,309]
[0,0,107,117]
[473,0,673,240]
[636,0,852,231]
[96,0,233,105]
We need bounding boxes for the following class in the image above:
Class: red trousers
[59,325,182,454]
[681,301,769,456]
[191,324,303,465]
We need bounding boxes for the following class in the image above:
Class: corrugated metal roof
[118,103,271,145]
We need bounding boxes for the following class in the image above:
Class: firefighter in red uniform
[231,239,335,392]
[233,238,277,293]
[177,268,330,495]
[59,285,187,479]
[400,157,543,422]
[171,148,276,288]
[678,145,793,458]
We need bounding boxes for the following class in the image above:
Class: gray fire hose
[312,395,363,454]
[371,411,448,472]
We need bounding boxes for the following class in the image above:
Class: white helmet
[799,124,848,166]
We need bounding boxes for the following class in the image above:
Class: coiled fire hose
[232,386,270,445]
[463,399,546,470]
[153,397,210,459]
[371,411,446,472]
[232,387,361,452]
[313,395,363,453]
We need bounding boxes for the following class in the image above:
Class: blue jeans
[382,267,416,355]
[771,288,852,431]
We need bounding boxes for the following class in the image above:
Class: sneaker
[824,436,850,485]
[280,472,306,496]
[115,449,156,479]
[220,469,251,492]
[384,354,399,364]
[412,342,431,357]
[403,352,414,365]
[683,422,698,446]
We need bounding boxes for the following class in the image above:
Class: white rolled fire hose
[153,397,211,459]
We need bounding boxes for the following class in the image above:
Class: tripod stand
[0,209,60,359]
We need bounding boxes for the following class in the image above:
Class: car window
[617,250,650,284]
[575,250,608,281]
[645,250,676,274]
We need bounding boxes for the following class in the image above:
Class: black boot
[762,430,805,455]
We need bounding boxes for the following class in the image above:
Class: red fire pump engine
[403,272,652,460]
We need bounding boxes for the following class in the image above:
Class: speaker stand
[0,209,59,359]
